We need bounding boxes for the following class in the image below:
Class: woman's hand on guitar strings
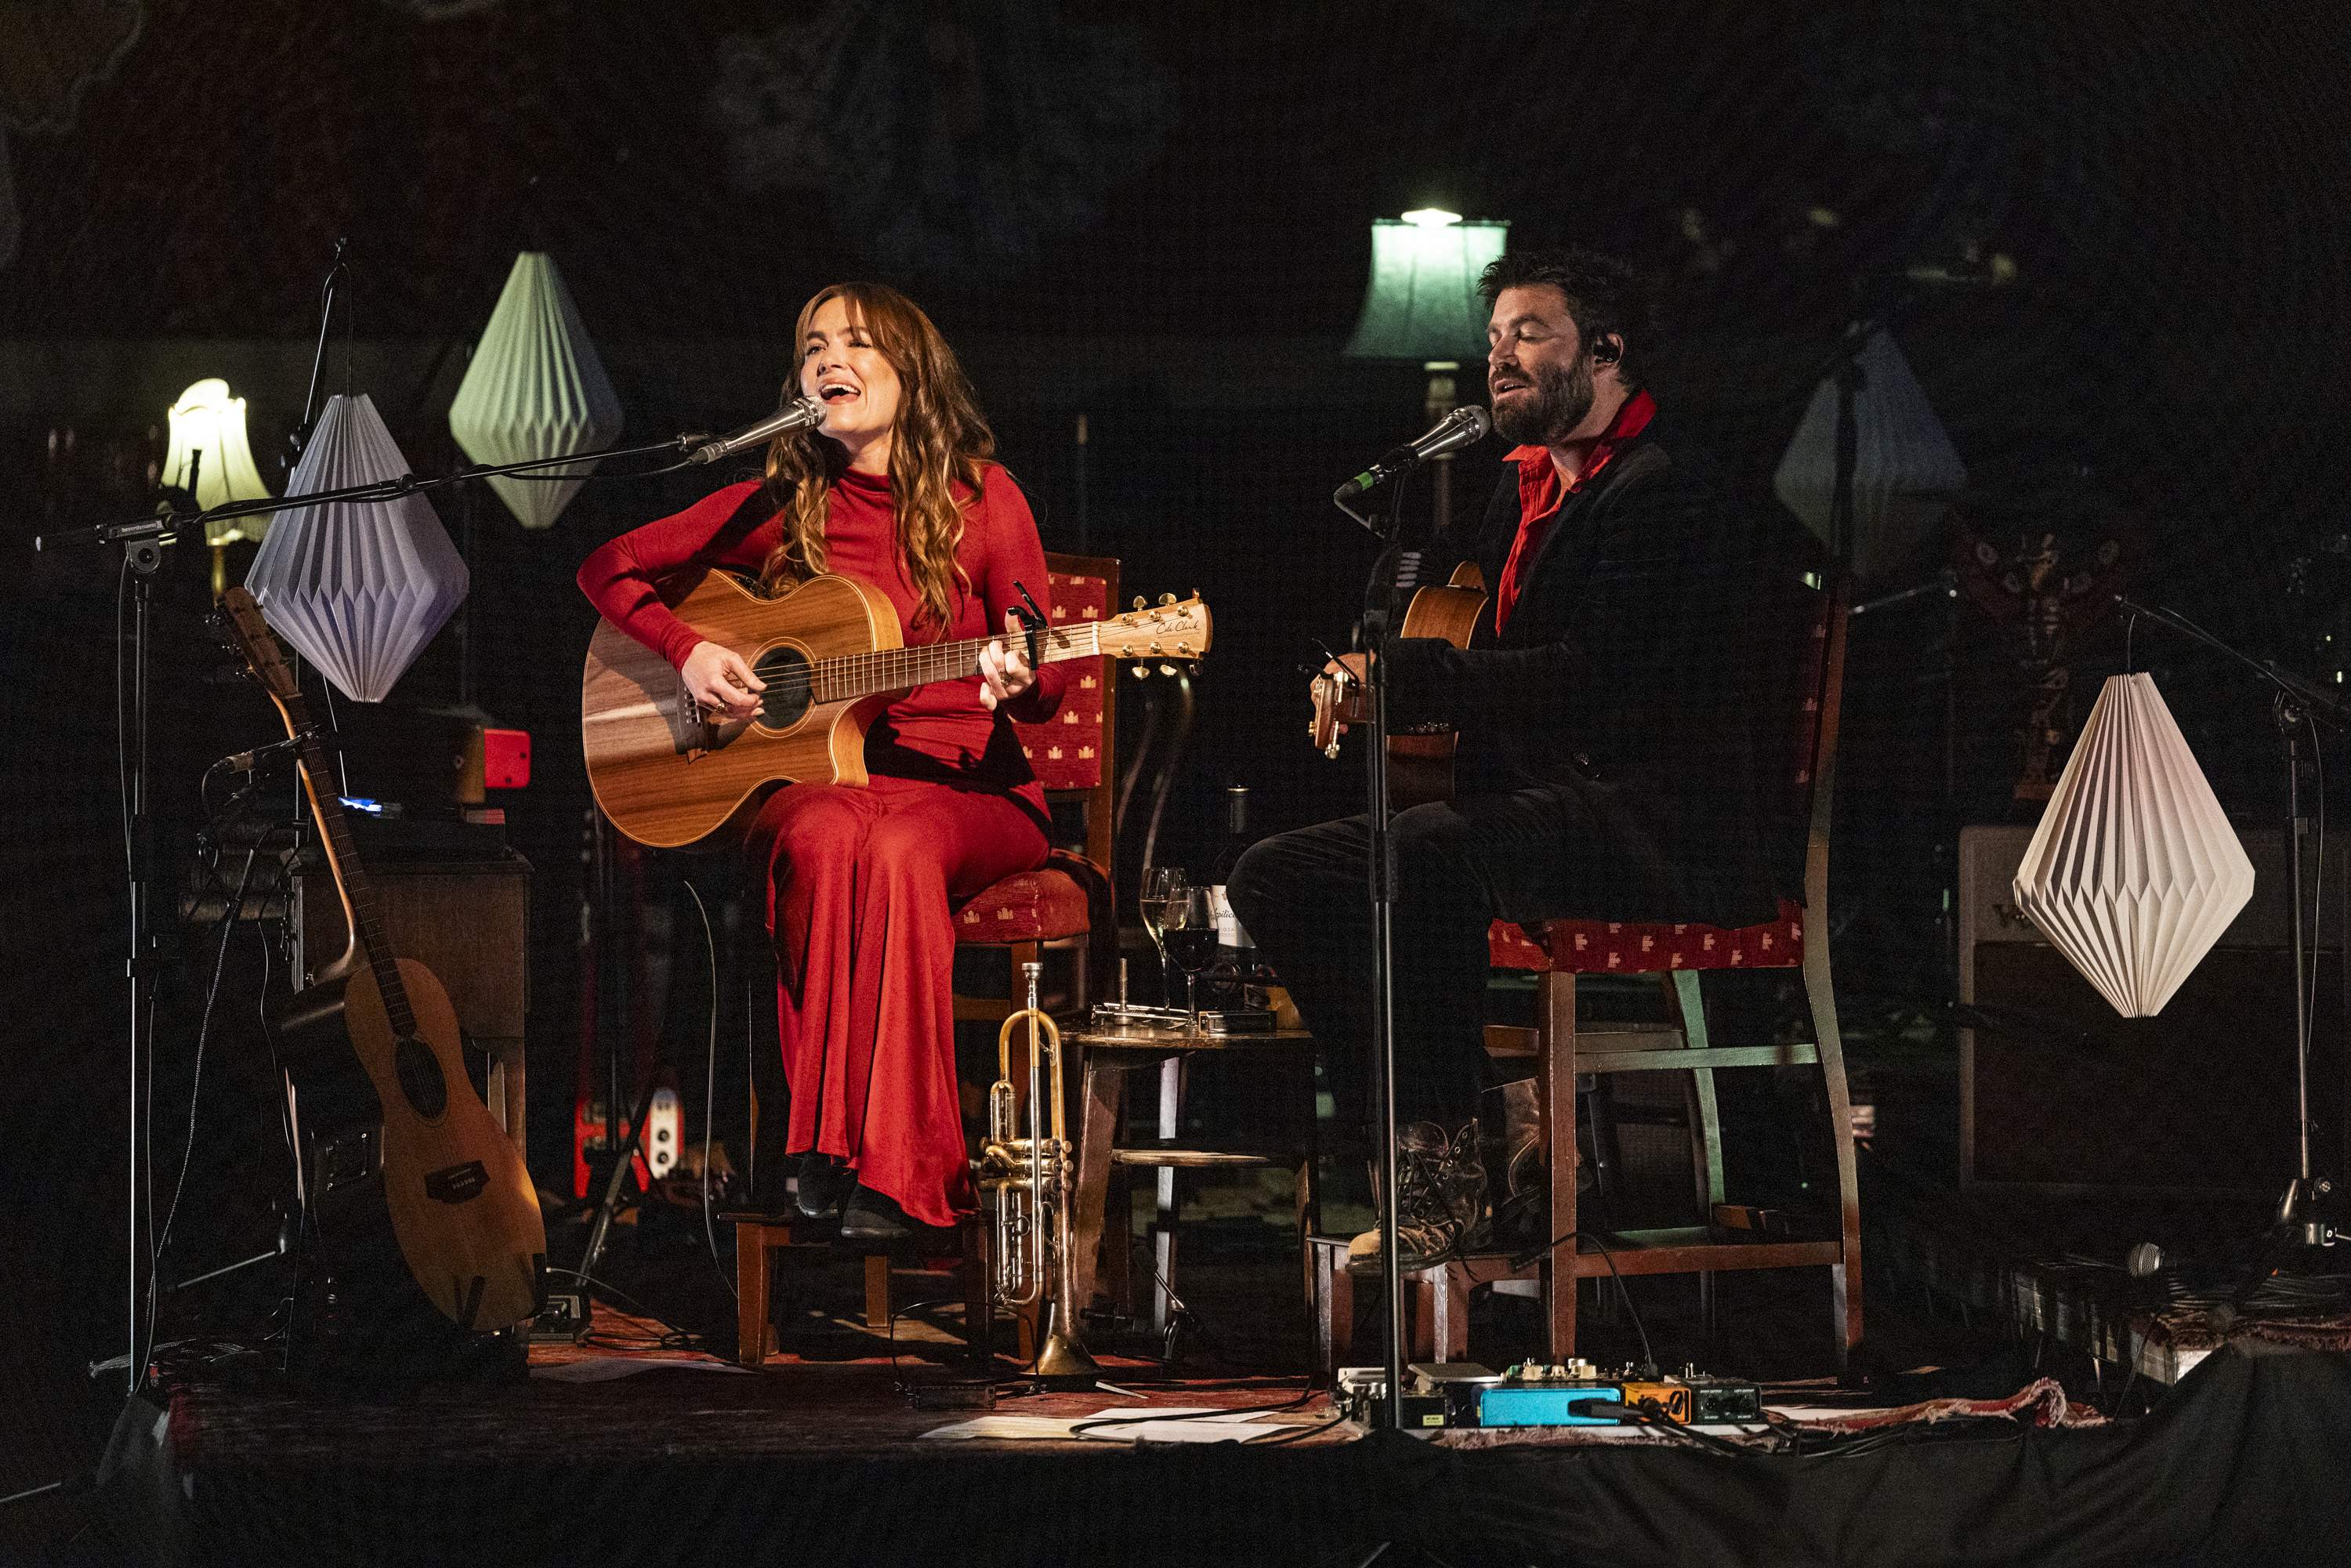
[976,609,1038,712]
[682,639,766,720]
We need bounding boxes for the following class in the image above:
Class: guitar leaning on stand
[221,588,546,1350]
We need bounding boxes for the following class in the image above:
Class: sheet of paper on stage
[532,1357,757,1382]
[922,1407,1290,1443]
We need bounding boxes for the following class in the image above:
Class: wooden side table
[1061,1023,1320,1341]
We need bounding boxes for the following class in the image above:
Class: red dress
[578,465,1067,1224]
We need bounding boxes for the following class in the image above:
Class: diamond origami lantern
[245,393,469,703]
[448,251,623,530]
[2010,672,2255,1017]
[1773,329,1967,590]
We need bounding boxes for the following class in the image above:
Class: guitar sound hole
[753,646,814,728]
[393,1036,447,1120]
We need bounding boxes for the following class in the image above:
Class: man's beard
[1490,354,1595,447]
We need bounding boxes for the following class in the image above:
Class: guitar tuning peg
[1175,642,1194,656]
[1158,663,1179,677]
[1157,592,1176,607]
[1130,663,1150,679]
[1132,596,1147,611]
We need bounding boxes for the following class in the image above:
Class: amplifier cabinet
[292,853,531,1150]
[1958,824,2345,1193]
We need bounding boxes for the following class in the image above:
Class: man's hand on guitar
[1308,651,1369,755]
[683,640,766,721]
[976,609,1038,712]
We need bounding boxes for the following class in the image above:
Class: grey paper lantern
[245,393,469,703]
[2010,673,2255,1017]
[448,252,623,530]
[1773,329,1967,588]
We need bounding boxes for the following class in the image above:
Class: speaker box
[292,853,531,1150]
[1959,824,2346,1193]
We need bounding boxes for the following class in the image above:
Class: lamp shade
[2010,672,2255,1017]
[1346,215,1509,365]
[245,393,469,703]
[1772,329,1967,588]
[162,378,274,546]
[448,252,623,530]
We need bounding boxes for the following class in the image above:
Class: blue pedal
[1476,1383,1626,1426]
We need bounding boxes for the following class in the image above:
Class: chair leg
[1318,1245,1354,1382]
[864,1254,891,1331]
[963,1215,994,1371]
[1668,969,1726,1324]
[1070,1049,1124,1317]
[734,1220,780,1367]
[1538,971,1579,1362]
[1804,929,1865,1364]
[1433,1266,1473,1363]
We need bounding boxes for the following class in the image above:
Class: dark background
[5,0,2349,1501]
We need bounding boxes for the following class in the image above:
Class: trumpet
[977,961,1100,1382]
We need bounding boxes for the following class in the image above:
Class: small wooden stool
[725,1211,995,1367]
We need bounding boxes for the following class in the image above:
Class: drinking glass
[1161,886,1219,1025]
[1139,866,1186,1005]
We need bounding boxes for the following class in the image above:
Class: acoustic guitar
[222,588,545,1333]
[583,570,1212,850]
[1310,563,1486,809]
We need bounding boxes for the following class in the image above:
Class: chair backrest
[1009,552,1119,869]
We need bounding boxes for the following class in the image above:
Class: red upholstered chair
[1310,578,1861,1374]
[950,553,1121,1021]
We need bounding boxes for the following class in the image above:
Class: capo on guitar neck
[1009,578,1048,670]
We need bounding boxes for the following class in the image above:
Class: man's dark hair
[1478,246,1655,389]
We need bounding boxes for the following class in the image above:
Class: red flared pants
[748,774,1049,1227]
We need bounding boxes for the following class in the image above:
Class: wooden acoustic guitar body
[582,570,902,850]
[274,961,545,1335]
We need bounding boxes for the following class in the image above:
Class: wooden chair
[732,554,1121,1365]
[1313,578,1861,1374]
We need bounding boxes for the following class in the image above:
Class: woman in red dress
[578,283,1064,1240]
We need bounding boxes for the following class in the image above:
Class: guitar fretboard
[799,621,1109,704]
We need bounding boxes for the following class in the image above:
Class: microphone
[1333,404,1491,503]
[683,397,826,465]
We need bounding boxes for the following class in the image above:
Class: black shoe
[1347,1121,1487,1273]
[794,1154,853,1220]
[837,1183,955,1246]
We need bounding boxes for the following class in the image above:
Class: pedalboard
[1337,1361,1763,1430]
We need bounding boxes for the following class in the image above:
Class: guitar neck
[293,734,415,1038]
[812,621,1107,704]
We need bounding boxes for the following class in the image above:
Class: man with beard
[1228,245,1820,1268]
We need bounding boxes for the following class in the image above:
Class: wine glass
[1139,866,1186,1006]
[1161,886,1219,1026]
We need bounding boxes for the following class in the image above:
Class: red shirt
[1491,389,1657,633]
[577,465,1067,805]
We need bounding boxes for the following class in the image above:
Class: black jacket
[1383,416,1824,926]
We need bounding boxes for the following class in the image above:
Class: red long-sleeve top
[578,464,1067,813]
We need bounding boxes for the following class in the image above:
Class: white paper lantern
[162,378,275,546]
[2011,673,2255,1017]
[245,393,469,703]
[1773,329,1968,589]
[448,252,622,530]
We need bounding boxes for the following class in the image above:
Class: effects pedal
[1474,1361,1763,1428]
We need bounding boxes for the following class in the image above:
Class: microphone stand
[1336,473,1413,1433]
[2114,592,2351,1246]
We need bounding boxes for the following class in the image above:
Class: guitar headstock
[219,586,304,708]
[1095,594,1212,663]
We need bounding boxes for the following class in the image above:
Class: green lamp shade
[1345,217,1509,364]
